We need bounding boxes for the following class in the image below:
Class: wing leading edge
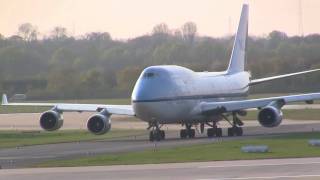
[249,69,320,86]
[1,94,134,116]
[198,93,320,115]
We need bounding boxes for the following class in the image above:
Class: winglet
[2,94,8,105]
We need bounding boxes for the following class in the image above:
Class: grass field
[0,129,146,149]
[34,132,320,168]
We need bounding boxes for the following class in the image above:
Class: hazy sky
[0,0,319,39]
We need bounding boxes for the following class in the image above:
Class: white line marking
[198,161,320,169]
[197,174,320,180]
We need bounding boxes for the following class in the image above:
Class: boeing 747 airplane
[2,4,320,141]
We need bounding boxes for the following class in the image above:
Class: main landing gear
[148,122,165,141]
[206,122,222,138]
[180,124,195,139]
[205,112,244,138]
[148,111,244,141]
[223,112,244,137]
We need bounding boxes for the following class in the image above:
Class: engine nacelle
[40,110,63,131]
[87,114,111,135]
[258,106,283,128]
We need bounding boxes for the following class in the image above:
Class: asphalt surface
[1,121,320,169]
[2,157,320,180]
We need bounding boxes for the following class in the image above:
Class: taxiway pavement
[1,157,320,180]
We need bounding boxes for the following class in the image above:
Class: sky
[0,0,319,39]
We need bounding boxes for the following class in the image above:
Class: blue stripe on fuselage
[132,93,248,103]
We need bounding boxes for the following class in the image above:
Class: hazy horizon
[1,0,320,39]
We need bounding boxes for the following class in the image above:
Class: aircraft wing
[1,94,134,116]
[198,93,320,115]
[249,69,320,86]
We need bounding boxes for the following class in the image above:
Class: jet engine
[258,106,283,127]
[87,112,111,135]
[40,110,63,131]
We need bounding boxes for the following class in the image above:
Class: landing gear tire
[180,129,187,139]
[155,131,161,141]
[216,128,222,137]
[227,128,234,137]
[149,131,154,141]
[149,130,165,141]
[235,127,243,136]
[160,130,165,140]
[207,128,214,138]
[207,128,222,138]
[227,127,243,137]
[180,129,195,139]
[188,129,195,138]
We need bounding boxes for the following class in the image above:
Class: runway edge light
[2,94,8,105]
[241,145,269,153]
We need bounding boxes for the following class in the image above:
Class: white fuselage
[132,65,250,124]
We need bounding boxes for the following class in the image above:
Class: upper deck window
[143,72,155,78]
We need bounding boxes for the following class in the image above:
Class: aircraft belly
[133,100,197,124]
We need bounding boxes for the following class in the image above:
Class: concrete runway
[2,157,320,180]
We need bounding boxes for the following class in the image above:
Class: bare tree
[50,26,68,40]
[152,23,170,35]
[18,23,38,41]
[85,32,111,41]
[181,22,197,44]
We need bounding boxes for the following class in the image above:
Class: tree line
[0,22,320,100]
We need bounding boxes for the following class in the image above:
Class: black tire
[154,130,161,141]
[188,129,195,138]
[207,128,214,138]
[227,128,234,137]
[149,131,154,141]
[160,130,165,140]
[235,127,243,136]
[216,128,222,137]
[180,129,187,139]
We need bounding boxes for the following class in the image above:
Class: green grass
[35,132,320,167]
[0,129,145,149]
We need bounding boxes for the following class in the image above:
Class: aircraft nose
[131,79,159,102]
[131,67,176,102]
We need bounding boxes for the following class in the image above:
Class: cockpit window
[143,72,155,78]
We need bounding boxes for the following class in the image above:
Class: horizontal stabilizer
[250,69,320,86]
